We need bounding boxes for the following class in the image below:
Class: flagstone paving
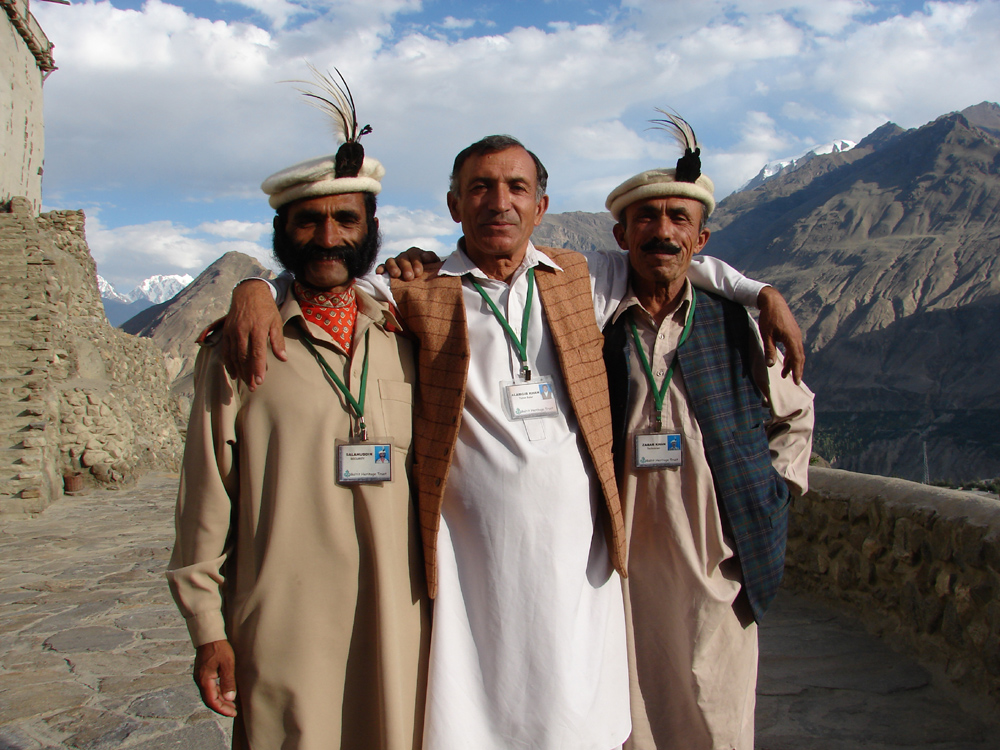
[0,472,997,749]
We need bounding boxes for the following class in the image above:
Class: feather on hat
[262,66,384,210]
[605,108,715,221]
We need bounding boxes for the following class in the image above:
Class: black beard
[273,229,379,286]
[640,237,682,255]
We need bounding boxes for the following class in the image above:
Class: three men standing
[173,75,811,748]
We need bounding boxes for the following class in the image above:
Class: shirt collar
[281,283,402,345]
[611,277,694,328]
[439,238,563,281]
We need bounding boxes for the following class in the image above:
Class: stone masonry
[786,466,1000,707]
[0,198,183,514]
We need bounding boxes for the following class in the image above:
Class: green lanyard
[300,326,371,441]
[466,267,536,381]
[627,287,697,431]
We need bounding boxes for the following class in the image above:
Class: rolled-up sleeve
[746,316,815,497]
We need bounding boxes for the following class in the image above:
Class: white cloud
[86,214,274,290]
[562,121,650,162]
[217,0,304,29]
[707,111,802,195]
[376,205,457,257]
[811,1,1000,127]
[31,0,1000,283]
[199,219,272,241]
[441,16,475,30]
[792,0,873,34]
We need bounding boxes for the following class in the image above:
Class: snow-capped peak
[97,275,130,303]
[126,274,194,304]
[98,274,194,304]
[738,139,857,192]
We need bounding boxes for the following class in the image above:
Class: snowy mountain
[98,274,193,304]
[738,139,856,192]
[129,274,194,303]
[98,273,194,327]
[97,275,129,304]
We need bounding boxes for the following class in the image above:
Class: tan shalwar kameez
[617,281,813,750]
[167,290,430,750]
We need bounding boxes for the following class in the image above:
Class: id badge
[501,376,559,421]
[634,431,683,469]
[336,439,393,484]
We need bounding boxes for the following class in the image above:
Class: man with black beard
[167,122,430,750]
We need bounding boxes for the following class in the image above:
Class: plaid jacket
[603,290,790,622]
[393,246,627,599]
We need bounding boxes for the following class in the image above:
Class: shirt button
[656,370,665,377]
[658,333,665,340]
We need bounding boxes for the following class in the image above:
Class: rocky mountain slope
[533,211,617,252]
[122,252,274,409]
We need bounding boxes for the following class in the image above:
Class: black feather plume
[648,108,701,183]
[292,65,372,178]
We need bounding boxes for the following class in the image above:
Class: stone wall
[786,466,1000,704]
[0,198,183,513]
[1,0,54,213]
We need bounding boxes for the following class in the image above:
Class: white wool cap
[261,154,385,209]
[605,168,715,221]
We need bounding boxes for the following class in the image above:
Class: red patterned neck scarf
[294,281,358,355]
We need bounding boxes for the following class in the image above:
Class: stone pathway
[1,473,998,749]
[0,473,230,749]
[757,595,1000,749]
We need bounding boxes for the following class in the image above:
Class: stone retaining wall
[786,466,1000,704]
[1,198,183,513]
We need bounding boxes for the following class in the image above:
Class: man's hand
[757,286,805,384]
[221,279,285,390]
[194,639,237,718]
[377,247,441,280]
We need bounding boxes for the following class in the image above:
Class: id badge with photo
[501,376,560,421]
[336,438,394,484]
[634,431,683,469]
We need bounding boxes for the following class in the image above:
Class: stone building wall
[0,198,183,514]
[786,466,1000,705]
[1,0,54,213]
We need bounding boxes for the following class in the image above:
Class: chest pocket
[378,379,413,450]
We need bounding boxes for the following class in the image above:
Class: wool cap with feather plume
[262,66,384,210]
[605,109,715,221]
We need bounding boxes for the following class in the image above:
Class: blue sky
[32,0,1000,291]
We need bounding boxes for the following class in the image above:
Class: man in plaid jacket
[601,131,814,750]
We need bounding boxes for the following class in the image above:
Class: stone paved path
[0,473,230,749]
[1,472,998,749]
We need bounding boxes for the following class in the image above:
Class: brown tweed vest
[392,245,627,598]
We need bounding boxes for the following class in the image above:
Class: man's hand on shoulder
[221,279,285,391]
[377,247,442,281]
[757,286,805,384]
[194,639,238,717]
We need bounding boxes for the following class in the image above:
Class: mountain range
[119,101,1000,483]
[99,274,193,326]
[121,252,274,408]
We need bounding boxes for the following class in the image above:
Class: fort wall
[1,0,54,213]
[0,198,183,513]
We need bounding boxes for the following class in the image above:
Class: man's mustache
[298,242,361,262]
[640,238,682,255]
